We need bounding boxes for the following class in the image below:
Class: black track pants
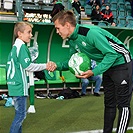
[103,62,133,133]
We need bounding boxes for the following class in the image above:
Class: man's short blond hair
[14,21,33,38]
[52,10,76,27]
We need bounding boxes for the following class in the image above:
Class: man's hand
[46,61,57,72]
[75,70,94,79]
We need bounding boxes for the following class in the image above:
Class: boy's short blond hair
[14,21,33,38]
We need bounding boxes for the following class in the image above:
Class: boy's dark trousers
[103,61,132,133]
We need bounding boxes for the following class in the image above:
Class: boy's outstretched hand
[46,61,57,72]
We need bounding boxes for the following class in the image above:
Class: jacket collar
[68,24,79,40]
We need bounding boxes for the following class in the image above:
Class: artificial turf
[0,94,133,133]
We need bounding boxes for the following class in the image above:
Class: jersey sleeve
[87,29,118,75]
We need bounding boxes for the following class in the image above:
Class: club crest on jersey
[24,58,30,63]
[75,45,81,53]
[82,41,86,46]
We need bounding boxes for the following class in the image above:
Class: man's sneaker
[94,92,100,97]
[47,92,53,99]
[36,92,46,99]
[80,93,86,96]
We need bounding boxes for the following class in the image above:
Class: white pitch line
[68,127,133,133]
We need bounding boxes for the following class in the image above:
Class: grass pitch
[0,94,133,133]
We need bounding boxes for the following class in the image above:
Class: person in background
[91,4,102,25]
[97,0,102,7]
[6,21,52,133]
[102,0,108,5]
[72,0,81,24]
[87,0,102,7]
[49,10,132,133]
[100,5,114,25]
[86,0,94,6]
[51,0,64,18]
[111,21,116,27]
[81,60,102,96]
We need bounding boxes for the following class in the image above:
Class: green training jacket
[56,24,132,76]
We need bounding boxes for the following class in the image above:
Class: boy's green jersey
[56,24,132,76]
[7,39,31,96]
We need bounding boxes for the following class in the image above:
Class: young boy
[6,21,51,133]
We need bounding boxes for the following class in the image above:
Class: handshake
[46,61,57,72]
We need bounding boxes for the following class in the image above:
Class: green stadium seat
[101,5,106,10]
[98,21,107,27]
[126,17,133,28]
[110,2,118,10]
[34,79,46,85]
[34,71,48,85]
[84,4,92,16]
[126,24,133,28]
[118,2,125,11]
[62,70,80,88]
[0,67,6,85]
[117,23,125,28]
[117,17,126,27]
[117,16,126,25]
[46,70,64,94]
[126,10,132,19]
[126,15,133,23]
[118,10,126,18]
[125,1,131,10]
[79,0,86,7]
[118,0,125,2]
[108,0,118,3]
[125,1,132,19]
[112,9,118,19]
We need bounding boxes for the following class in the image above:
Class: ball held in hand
[68,53,91,75]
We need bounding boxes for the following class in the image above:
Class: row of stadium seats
[108,0,125,2]
[96,18,133,28]
[81,0,133,28]
[0,67,95,94]
[116,16,133,28]
[84,1,132,17]
[109,1,133,28]
[80,0,126,7]
[35,70,96,94]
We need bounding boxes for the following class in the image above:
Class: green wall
[0,23,133,66]
[0,23,70,65]
[0,23,14,65]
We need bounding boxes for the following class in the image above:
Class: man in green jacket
[48,10,133,133]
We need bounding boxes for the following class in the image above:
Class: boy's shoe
[1,94,8,99]
[36,92,46,99]
[5,97,14,107]
[94,92,100,97]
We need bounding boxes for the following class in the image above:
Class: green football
[68,53,91,75]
